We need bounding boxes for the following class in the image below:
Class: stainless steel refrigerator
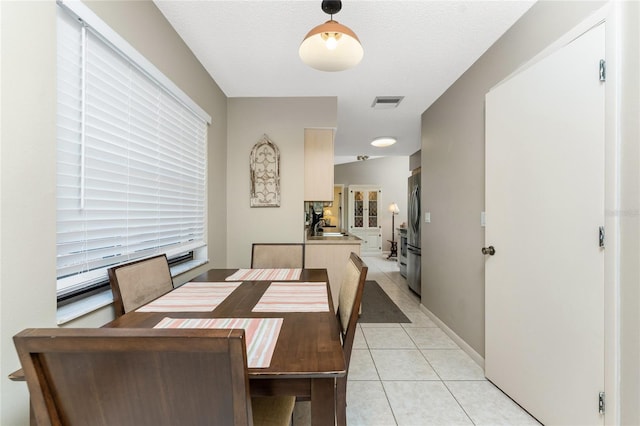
[407,173,421,296]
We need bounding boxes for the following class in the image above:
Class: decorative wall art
[250,134,281,207]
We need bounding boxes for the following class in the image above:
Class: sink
[317,232,348,237]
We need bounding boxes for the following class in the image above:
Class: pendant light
[299,1,363,72]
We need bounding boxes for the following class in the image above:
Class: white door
[485,23,605,425]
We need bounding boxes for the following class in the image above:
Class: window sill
[56,259,208,325]
[170,259,208,277]
[56,290,114,325]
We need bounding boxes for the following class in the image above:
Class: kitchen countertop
[305,229,362,244]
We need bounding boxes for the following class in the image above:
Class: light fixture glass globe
[371,137,397,147]
[299,20,363,72]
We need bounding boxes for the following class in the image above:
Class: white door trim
[490,3,611,93]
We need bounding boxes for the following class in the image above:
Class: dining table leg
[311,377,336,426]
[336,376,347,426]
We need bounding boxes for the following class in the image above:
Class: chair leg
[336,377,347,426]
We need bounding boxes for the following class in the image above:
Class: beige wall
[0,1,227,424]
[420,0,605,359]
[226,97,337,267]
[1,2,57,424]
[335,156,410,247]
[421,0,640,423]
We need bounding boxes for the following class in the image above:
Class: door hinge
[599,226,605,248]
[599,391,605,414]
[599,59,606,81]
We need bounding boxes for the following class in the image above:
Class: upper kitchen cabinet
[304,128,334,201]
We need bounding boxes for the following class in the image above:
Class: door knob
[482,246,495,256]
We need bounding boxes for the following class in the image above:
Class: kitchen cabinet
[304,128,334,201]
[348,186,382,253]
[304,241,361,309]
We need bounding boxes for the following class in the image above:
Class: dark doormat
[358,281,411,323]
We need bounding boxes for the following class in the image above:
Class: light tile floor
[293,254,540,426]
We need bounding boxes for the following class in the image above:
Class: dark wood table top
[103,268,347,380]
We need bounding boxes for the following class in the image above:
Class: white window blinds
[56,5,208,296]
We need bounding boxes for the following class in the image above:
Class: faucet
[313,219,324,236]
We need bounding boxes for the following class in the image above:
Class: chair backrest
[14,328,254,426]
[336,252,368,371]
[251,243,305,269]
[108,254,173,317]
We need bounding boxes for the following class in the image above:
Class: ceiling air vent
[371,96,404,109]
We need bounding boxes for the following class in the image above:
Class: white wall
[0,1,227,424]
[226,97,337,267]
[335,156,410,249]
[618,2,640,423]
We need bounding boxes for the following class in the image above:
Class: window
[56,2,210,298]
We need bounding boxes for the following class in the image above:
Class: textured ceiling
[154,0,535,162]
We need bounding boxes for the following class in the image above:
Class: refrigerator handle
[411,186,420,234]
[409,187,415,228]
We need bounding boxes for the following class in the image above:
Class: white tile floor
[293,254,540,426]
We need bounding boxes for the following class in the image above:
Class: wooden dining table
[104,268,346,426]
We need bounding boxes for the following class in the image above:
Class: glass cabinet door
[354,190,364,228]
[367,190,378,228]
[349,186,380,230]
[348,185,382,253]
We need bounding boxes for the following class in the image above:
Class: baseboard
[418,304,485,370]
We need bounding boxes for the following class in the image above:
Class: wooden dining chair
[251,243,305,269]
[108,254,174,317]
[335,252,368,426]
[13,327,295,426]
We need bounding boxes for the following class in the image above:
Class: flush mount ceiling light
[299,1,363,72]
[371,137,397,147]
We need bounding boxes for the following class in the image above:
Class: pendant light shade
[299,2,363,72]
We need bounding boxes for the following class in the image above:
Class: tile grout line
[441,380,478,426]
[360,256,403,425]
[359,255,539,426]
[364,254,474,425]
[379,379,401,426]
[358,312,399,425]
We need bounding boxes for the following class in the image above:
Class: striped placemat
[136,282,242,312]
[225,268,302,281]
[252,282,329,312]
[153,317,283,368]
